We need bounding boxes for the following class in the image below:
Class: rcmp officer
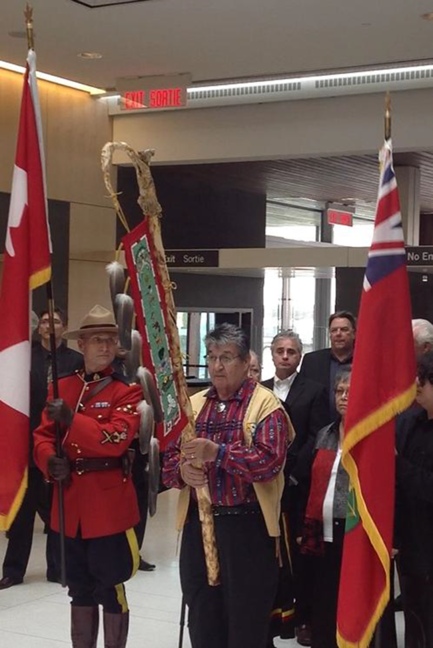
[34,305,142,648]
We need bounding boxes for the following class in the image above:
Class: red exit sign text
[123,87,185,110]
[327,208,353,227]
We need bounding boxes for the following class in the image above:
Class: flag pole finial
[384,92,391,141]
[24,4,34,50]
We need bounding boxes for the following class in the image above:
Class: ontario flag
[0,49,51,530]
[336,139,416,647]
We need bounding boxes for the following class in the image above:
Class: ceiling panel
[174,151,433,212]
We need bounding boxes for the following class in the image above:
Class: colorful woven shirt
[163,378,288,507]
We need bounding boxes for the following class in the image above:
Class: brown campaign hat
[63,305,118,340]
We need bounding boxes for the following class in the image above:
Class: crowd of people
[163,313,433,648]
[2,305,433,648]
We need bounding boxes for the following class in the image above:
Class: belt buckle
[75,458,85,476]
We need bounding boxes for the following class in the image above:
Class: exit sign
[327,208,353,227]
[123,87,185,110]
[117,73,190,112]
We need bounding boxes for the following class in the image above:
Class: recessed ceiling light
[421,12,433,20]
[78,52,103,59]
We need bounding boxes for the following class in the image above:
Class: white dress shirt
[273,372,297,402]
[322,447,342,542]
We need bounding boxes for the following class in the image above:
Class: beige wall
[0,68,117,322]
[112,87,433,165]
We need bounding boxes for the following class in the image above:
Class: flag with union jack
[336,139,416,647]
[0,49,52,530]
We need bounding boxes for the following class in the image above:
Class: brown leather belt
[71,456,123,475]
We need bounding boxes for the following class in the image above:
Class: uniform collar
[78,365,113,384]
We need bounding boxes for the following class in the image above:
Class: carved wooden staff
[101,142,220,586]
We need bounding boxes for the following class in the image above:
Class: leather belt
[71,456,123,476]
[212,503,261,517]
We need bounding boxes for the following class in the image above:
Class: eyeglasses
[204,354,240,366]
[335,387,350,399]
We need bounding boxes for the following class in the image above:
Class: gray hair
[412,319,433,346]
[205,323,250,360]
[334,367,352,390]
[271,329,303,354]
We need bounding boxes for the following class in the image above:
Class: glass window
[262,270,283,379]
[289,276,315,355]
[332,217,374,247]
[266,202,321,243]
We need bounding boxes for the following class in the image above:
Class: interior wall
[112,88,433,165]
[117,166,266,248]
[0,68,116,324]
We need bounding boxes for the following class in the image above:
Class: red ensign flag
[336,140,416,647]
[0,50,51,530]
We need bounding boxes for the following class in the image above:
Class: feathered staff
[101,142,220,586]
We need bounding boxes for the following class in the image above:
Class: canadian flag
[0,50,51,529]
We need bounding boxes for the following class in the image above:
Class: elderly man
[34,305,142,648]
[163,323,293,648]
[412,318,433,359]
[300,311,356,421]
[262,330,327,646]
[0,308,83,590]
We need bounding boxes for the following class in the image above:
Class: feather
[137,367,163,423]
[106,261,125,310]
[148,484,158,518]
[114,293,134,350]
[137,400,154,455]
[148,437,160,516]
[124,330,142,382]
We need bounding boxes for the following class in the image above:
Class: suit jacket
[34,368,141,539]
[298,348,333,392]
[261,373,328,482]
[299,347,352,421]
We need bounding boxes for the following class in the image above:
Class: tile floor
[0,489,403,647]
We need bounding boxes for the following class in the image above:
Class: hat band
[80,324,117,330]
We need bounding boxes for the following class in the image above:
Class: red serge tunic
[33,368,142,539]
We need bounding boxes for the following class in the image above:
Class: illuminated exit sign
[117,73,190,112]
[327,207,354,227]
[123,87,185,110]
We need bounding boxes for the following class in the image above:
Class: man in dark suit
[0,308,83,589]
[262,330,328,647]
[299,310,356,422]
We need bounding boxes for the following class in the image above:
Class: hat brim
[63,325,119,341]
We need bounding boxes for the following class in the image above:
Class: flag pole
[384,91,391,141]
[24,4,67,588]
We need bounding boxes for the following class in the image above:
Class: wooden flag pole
[385,91,392,141]
[24,4,67,588]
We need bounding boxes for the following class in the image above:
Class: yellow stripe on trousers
[114,528,141,613]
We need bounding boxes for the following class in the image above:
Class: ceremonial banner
[123,220,189,450]
[337,140,416,647]
[0,50,51,530]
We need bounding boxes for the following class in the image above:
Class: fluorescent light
[0,60,105,95]
[98,60,433,102]
[187,62,433,94]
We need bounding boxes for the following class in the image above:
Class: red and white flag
[0,50,51,530]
